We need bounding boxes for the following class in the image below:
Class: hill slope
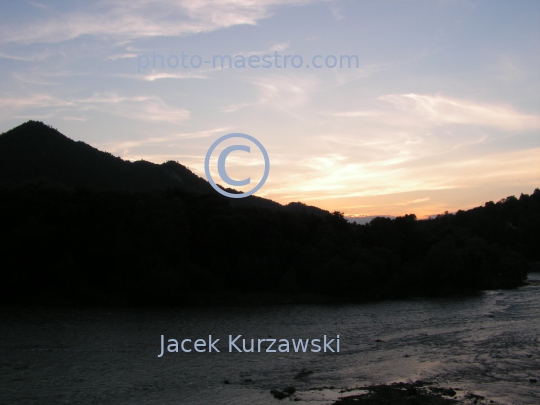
[0,121,324,212]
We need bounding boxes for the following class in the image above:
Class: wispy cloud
[221,103,252,113]
[95,126,230,156]
[61,116,89,122]
[250,74,319,108]
[0,94,73,108]
[330,4,344,20]
[0,0,320,45]
[217,74,320,113]
[262,92,540,210]
[330,110,381,117]
[105,53,139,60]
[26,1,49,9]
[329,94,540,131]
[78,93,191,124]
[379,93,540,130]
[122,71,210,81]
[236,41,290,57]
[0,49,53,61]
[0,93,190,124]
[267,147,540,207]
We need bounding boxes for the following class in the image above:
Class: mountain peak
[0,120,211,193]
[17,120,54,129]
[2,120,71,142]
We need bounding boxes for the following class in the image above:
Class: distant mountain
[0,121,326,214]
[347,215,396,225]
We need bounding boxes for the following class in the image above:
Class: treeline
[0,181,538,305]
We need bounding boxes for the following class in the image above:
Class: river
[1,273,539,404]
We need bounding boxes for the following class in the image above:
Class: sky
[0,0,538,218]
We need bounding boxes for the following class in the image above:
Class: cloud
[330,94,540,132]
[0,50,53,62]
[105,53,139,60]
[12,72,59,85]
[0,93,190,124]
[61,116,89,121]
[0,0,319,45]
[95,126,230,156]
[330,110,380,117]
[330,4,344,20]
[235,41,290,57]
[26,1,49,9]
[78,94,191,124]
[268,146,540,206]
[0,94,73,108]
[379,93,540,130]
[250,74,319,108]
[118,71,209,81]
[221,103,252,113]
[10,70,101,87]
[217,74,319,114]
[264,93,538,212]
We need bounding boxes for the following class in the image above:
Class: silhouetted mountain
[0,121,325,212]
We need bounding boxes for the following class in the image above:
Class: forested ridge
[0,121,538,305]
[0,181,538,305]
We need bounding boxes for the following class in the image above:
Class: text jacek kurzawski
[158,335,340,357]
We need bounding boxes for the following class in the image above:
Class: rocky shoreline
[269,380,499,404]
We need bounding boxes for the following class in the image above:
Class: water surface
[1,275,539,404]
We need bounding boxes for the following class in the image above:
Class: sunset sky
[0,0,538,218]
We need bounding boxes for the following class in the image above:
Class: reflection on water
[1,275,539,405]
